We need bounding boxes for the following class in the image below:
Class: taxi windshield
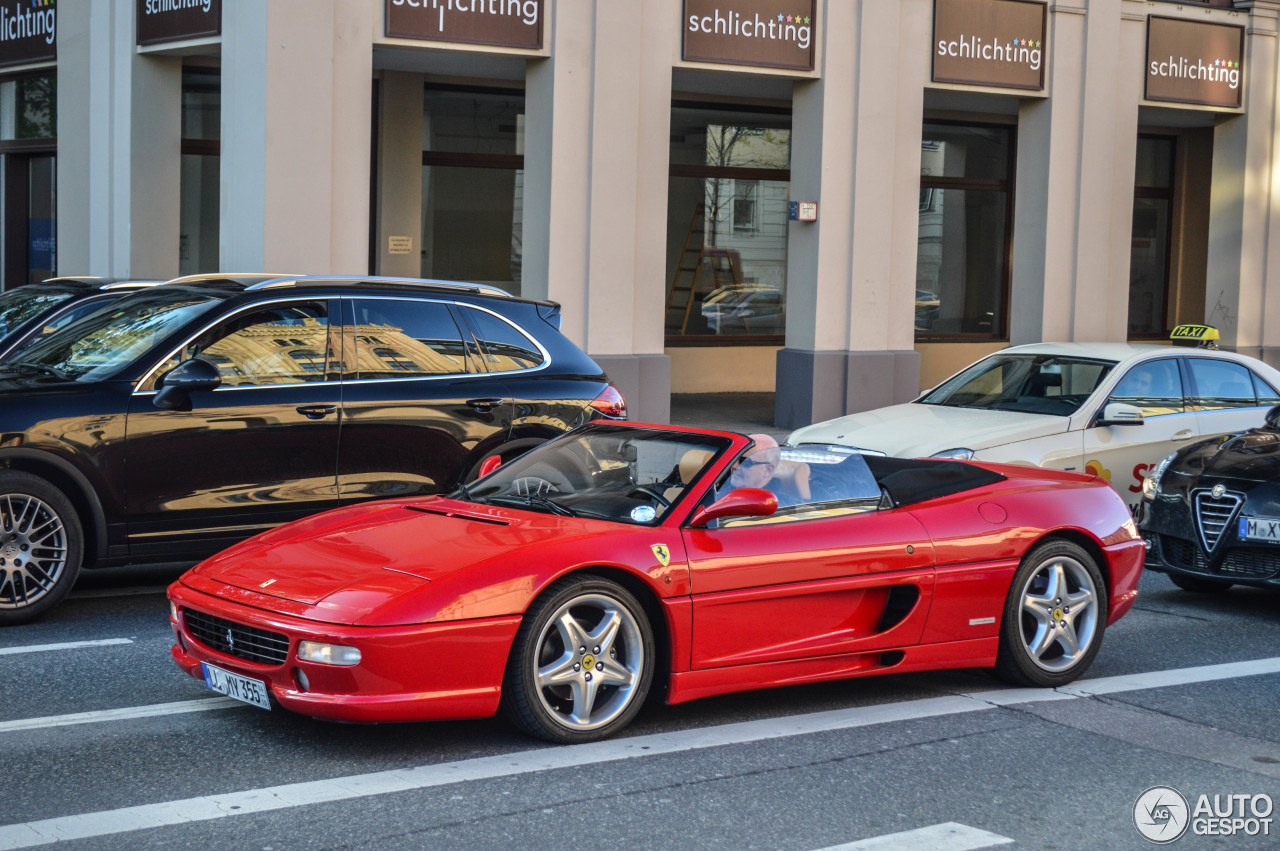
[10,288,225,382]
[460,424,731,524]
[920,354,1115,416]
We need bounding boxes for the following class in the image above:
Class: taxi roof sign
[1170,324,1220,348]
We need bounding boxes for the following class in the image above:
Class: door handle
[467,398,504,413]
[296,404,337,420]
[1172,429,1195,441]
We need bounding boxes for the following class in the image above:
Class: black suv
[0,277,162,360]
[0,275,626,623]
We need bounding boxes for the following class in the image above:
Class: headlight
[297,641,362,666]
[169,600,179,621]
[1142,451,1178,500]
[931,448,975,461]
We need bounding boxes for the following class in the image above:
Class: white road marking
[0,638,133,656]
[2,656,1279,848]
[0,698,241,734]
[816,822,1014,850]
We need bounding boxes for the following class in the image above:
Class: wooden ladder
[665,202,706,335]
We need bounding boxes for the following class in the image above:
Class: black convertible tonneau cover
[864,456,1006,507]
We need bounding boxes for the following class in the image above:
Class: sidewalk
[667,392,790,441]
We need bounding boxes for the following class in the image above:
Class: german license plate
[1239,516,1280,543]
[201,662,271,710]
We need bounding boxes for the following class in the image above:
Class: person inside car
[724,434,810,507]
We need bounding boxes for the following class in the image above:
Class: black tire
[1168,572,1233,594]
[502,576,654,743]
[0,471,84,626]
[994,540,1108,688]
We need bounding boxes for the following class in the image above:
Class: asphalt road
[1,565,1278,850]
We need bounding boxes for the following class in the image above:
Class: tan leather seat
[664,448,714,502]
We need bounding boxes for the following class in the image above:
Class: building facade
[2,0,1276,427]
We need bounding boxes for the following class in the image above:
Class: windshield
[921,353,1115,416]
[461,424,732,524]
[10,288,226,381]
[0,287,76,339]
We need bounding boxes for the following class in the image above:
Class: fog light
[294,668,310,692]
[297,641,361,666]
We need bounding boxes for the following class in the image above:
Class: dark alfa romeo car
[0,275,625,624]
[0,277,161,360]
[1139,405,1280,592]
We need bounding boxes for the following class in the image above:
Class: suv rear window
[462,306,544,371]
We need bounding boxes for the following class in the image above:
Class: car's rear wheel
[1168,572,1233,593]
[502,576,653,743]
[0,471,83,626]
[994,540,1107,688]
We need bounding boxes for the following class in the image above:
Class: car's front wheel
[994,540,1107,688]
[1168,572,1233,593]
[502,576,654,743]
[0,471,84,626]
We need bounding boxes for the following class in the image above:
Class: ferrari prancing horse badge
[651,544,670,567]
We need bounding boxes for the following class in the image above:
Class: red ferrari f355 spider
[168,422,1144,742]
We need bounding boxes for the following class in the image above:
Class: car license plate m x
[1239,516,1280,543]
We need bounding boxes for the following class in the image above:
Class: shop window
[1129,135,1175,338]
[666,104,791,342]
[916,122,1014,340]
[180,67,220,276]
[0,72,56,289]
[421,87,525,296]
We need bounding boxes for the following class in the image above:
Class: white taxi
[787,330,1280,508]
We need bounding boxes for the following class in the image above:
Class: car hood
[788,403,1071,458]
[1167,429,1280,489]
[185,498,591,623]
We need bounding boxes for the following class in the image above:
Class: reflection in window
[917,122,1013,339]
[1109,359,1184,417]
[1186,358,1260,410]
[199,308,332,387]
[0,74,55,140]
[1129,136,1175,337]
[180,68,220,275]
[464,307,542,370]
[666,105,791,341]
[350,299,469,379]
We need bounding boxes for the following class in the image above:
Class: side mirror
[1099,402,1144,427]
[689,488,778,527]
[1266,404,1280,430]
[154,358,222,410]
[478,455,503,478]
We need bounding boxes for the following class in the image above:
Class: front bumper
[168,582,522,723]
[1144,532,1280,588]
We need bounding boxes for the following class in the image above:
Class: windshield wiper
[489,493,578,517]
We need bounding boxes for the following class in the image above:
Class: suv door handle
[466,398,504,413]
[296,404,337,420]
[1172,429,1195,441]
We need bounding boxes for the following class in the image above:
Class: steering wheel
[627,484,672,507]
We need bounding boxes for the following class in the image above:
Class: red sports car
[168,422,1144,742]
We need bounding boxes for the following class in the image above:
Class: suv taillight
[589,383,628,419]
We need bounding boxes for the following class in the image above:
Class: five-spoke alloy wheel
[995,540,1107,688]
[0,471,83,626]
[503,576,654,743]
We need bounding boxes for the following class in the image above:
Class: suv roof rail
[243,275,513,298]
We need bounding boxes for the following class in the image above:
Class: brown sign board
[1146,16,1243,109]
[682,0,815,71]
[385,0,543,50]
[137,0,220,47]
[0,0,55,68]
[932,0,1045,91]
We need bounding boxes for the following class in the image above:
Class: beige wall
[668,346,780,393]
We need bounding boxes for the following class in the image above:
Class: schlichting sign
[932,0,1046,92]
[385,0,543,51]
[682,0,815,72]
[1146,16,1243,109]
[0,0,55,68]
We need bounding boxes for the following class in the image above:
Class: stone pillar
[523,0,672,423]
[1012,0,1141,346]
[57,0,181,279]
[775,0,925,430]
[376,71,424,278]
[221,0,372,274]
[1208,1,1280,363]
